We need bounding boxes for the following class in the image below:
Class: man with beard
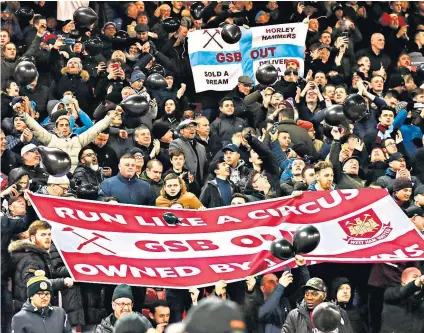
[308,161,336,191]
[8,220,73,312]
[72,147,103,200]
[88,130,119,178]
[381,267,424,333]
[96,284,152,333]
[282,278,353,333]
[148,300,171,333]
[329,128,365,190]
[11,271,72,333]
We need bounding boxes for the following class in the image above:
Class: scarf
[376,123,393,144]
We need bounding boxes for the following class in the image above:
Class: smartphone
[284,266,291,274]
[271,122,279,134]
[341,31,349,38]
[63,38,75,45]
[414,103,424,108]
[111,63,120,71]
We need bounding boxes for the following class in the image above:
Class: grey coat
[169,138,207,184]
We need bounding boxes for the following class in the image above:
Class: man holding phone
[244,255,309,333]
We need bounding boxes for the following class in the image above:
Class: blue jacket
[399,123,423,158]
[98,173,155,206]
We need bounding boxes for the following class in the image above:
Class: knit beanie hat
[296,120,314,131]
[112,284,133,302]
[130,70,146,83]
[152,121,171,140]
[393,177,413,192]
[27,270,53,298]
[113,313,150,333]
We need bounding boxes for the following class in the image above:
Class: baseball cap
[387,152,404,163]
[222,144,241,154]
[238,75,254,85]
[168,297,245,333]
[135,24,149,33]
[302,277,327,292]
[177,119,197,131]
[21,144,38,156]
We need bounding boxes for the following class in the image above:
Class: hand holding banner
[28,189,424,288]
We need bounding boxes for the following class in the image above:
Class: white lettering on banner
[74,264,202,278]
[369,244,424,260]
[209,262,251,273]
[55,207,127,225]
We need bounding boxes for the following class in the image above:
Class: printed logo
[40,282,48,290]
[338,209,392,245]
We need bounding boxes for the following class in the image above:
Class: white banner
[188,23,308,92]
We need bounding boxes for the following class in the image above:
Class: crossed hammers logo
[63,227,116,255]
[203,29,223,49]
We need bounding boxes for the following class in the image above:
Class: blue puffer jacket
[98,173,156,205]
[399,123,423,158]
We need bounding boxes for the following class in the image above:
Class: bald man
[356,33,391,72]
[381,267,424,333]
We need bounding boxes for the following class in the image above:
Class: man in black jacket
[243,255,309,333]
[1,199,36,333]
[72,147,103,200]
[381,267,424,333]
[199,157,236,208]
[8,220,73,313]
[20,144,49,192]
[88,130,119,177]
[1,130,22,175]
[282,278,353,333]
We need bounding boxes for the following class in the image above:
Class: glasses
[56,185,69,191]
[184,125,197,130]
[36,292,51,299]
[385,142,396,147]
[82,152,97,159]
[114,301,132,308]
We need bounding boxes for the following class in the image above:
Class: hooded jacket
[281,300,354,333]
[156,180,203,209]
[11,300,72,333]
[8,240,67,312]
[95,312,152,333]
[50,67,95,117]
[20,112,113,172]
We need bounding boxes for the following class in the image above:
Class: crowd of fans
[1,1,424,333]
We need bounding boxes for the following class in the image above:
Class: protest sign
[188,23,308,92]
[28,189,424,288]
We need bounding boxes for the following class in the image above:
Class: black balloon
[146,73,167,90]
[221,24,242,44]
[343,94,367,122]
[38,146,71,177]
[324,105,345,126]
[162,17,180,33]
[14,61,37,86]
[163,212,181,225]
[73,7,98,27]
[15,7,34,20]
[84,37,103,56]
[190,2,205,20]
[148,63,166,77]
[120,95,149,117]
[270,238,294,260]
[312,302,341,332]
[256,64,278,85]
[293,225,321,254]
[113,30,129,43]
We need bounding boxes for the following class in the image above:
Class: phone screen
[111,63,120,71]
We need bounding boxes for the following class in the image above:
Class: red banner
[28,189,424,288]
